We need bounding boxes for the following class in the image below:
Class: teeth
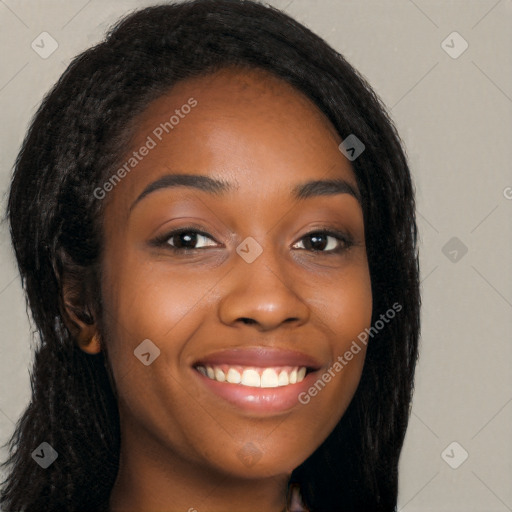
[261,368,279,388]
[226,368,241,384]
[241,369,260,387]
[278,370,289,386]
[214,367,225,383]
[196,364,309,388]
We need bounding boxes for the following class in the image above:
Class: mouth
[192,347,322,414]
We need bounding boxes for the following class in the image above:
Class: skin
[71,66,372,512]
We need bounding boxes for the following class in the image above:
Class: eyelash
[150,226,354,255]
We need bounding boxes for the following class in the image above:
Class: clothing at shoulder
[288,483,309,512]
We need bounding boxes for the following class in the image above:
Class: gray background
[1,1,511,510]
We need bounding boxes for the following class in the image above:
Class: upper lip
[193,347,323,370]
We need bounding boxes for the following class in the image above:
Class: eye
[292,230,353,254]
[155,228,218,252]
[151,227,353,255]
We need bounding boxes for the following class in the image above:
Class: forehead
[106,66,357,212]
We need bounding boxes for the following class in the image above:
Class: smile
[192,347,322,414]
[196,365,308,388]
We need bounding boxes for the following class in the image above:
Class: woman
[0,1,420,511]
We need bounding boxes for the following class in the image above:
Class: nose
[217,246,310,331]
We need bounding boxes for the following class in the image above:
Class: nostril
[240,318,256,325]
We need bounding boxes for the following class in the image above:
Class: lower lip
[193,368,318,414]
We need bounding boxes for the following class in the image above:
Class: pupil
[176,232,197,248]
[309,234,326,251]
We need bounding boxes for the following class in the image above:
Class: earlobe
[77,329,102,354]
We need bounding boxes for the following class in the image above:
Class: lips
[192,347,323,414]
[193,346,322,370]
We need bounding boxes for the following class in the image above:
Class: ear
[59,259,102,355]
[62,299,102,355]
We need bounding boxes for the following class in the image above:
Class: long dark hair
[1,1,420,510]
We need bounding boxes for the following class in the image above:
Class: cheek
[98,248,225,405]
[100,246,211,346]
[310,258,373,352]
[330,263,373,393]
[291,260,372,436]
[98,257,217,459]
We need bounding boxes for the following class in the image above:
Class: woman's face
[99,67,372,479]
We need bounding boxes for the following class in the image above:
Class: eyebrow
[130,173,361,211]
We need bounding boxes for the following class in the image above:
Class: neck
[108,421,290,512]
